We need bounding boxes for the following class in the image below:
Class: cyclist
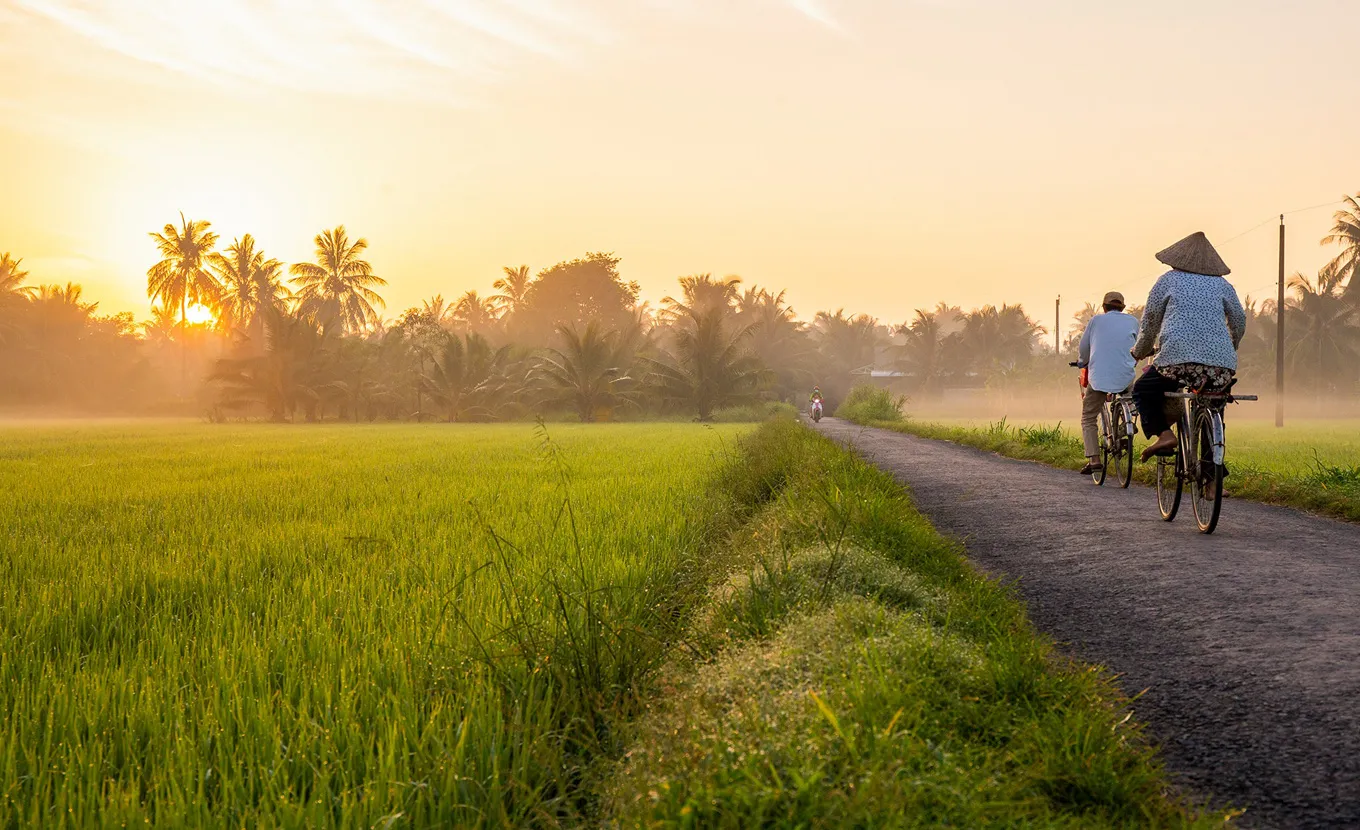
[1131,231,1247,462]
[1076,291,1140,475]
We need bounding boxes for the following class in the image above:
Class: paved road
[814,418,1360,829]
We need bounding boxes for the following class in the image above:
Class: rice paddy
[912,417,1360,474]
[0,422,746,827]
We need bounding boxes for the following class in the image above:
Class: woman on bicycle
[1131,231,1247,461]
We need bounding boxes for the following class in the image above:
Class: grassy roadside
[598,418,1233,827]
[853,416,1360,524]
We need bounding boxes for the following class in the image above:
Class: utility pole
[1276,215,1285,427]
[1055,295,1061,360]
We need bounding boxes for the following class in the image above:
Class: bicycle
[1070,362,1139,488]
[1154,381,1257,533]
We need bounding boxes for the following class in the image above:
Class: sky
[2,0,1358,333]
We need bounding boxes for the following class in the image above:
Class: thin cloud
[787,0,844,32]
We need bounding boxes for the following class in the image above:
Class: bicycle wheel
[1190,409,1224,534]
[1092,406,1109,486]
[1112,403,1135,488]
[1155,437,1182,521]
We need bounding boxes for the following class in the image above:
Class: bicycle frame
[1165,389,1257,468]
[1162,386,1258,533]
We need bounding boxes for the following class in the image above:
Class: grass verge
[599,418,1234,827]
[849,415,1360,523]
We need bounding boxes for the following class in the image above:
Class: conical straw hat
[1155,231,1230,276]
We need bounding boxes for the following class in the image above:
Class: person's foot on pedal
[1079,459,1102,475]
[1140,432,1177,462]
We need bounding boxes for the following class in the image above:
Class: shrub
[835,384,905,424]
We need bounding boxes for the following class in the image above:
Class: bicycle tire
[1113,402,1135,488]
[1190,409,1224,533]
[1156,448,1181,521]
[1092,405,1110,486]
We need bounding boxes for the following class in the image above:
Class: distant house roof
[850,365,909,378]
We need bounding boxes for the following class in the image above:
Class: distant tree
[517,253,638,345]
[142,304,181,347]
[666,273,741,317]
[421,331,517,421]
[532,320,643,422]
[147,213,221,327]
[1068,302,1100,350]
[451,290,499,335]
[960,304,1043,375]
[211,307,325,422]
[1321,194,1360,299]
[1286,266,1360,394]
[895,306,964,395]
[209,234,286,344]
[647,304,765,420]
[0,252,34,344]
[737,286,811,400]
[290,226,386,334]
[492,265,532,315]
[420,295,454,327]
[0,253,34,304]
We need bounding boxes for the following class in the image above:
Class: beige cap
[1102,291,1125,308]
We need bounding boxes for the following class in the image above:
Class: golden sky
[2,0,1357,328]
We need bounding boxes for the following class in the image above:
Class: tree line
[4,197,1360,418]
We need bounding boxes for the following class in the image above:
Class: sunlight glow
[184,304,216,326]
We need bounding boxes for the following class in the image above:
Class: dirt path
[814,417,1360,829]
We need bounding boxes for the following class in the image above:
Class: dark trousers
[1133,368,1180,438]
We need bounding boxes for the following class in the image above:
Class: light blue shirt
[1078,310,1140,393]
[1132,270,1247,370]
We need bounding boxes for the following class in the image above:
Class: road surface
[814,417,1360,829]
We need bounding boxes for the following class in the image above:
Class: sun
[185,303,216,325]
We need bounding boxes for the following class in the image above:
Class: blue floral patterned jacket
[1132,270,1247,370]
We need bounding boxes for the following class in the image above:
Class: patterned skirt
[1159,362,1235,393]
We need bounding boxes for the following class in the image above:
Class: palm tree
[532,321,642,422]
[142,304,181,347]
[895,308,963,395]
[0,253,34,304]
[1068,302,1100,350]
[289,226,386,334]
[211,306,325,422]
[492,265,532,315]
[420,331,517,421]
[814,309,882,372]
[209,234,286,343]
[147,213,221,326]
[0,253,34,344]
[1321,194,1360,299]
[1286,266,1360,396]
[961,304,1043,375]
[450,290,499,334]
[420,295,454,327]
[664,273,741,318]
[647,303,766,420]
[737,286,811,399]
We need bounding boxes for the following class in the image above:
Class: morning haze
[2,0,1355,324]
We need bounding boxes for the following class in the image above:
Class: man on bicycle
[1076,291,1140,475]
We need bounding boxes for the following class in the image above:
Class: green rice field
[917,417,1360,473]
[874,417,1360,521]
[0,422,745,827]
